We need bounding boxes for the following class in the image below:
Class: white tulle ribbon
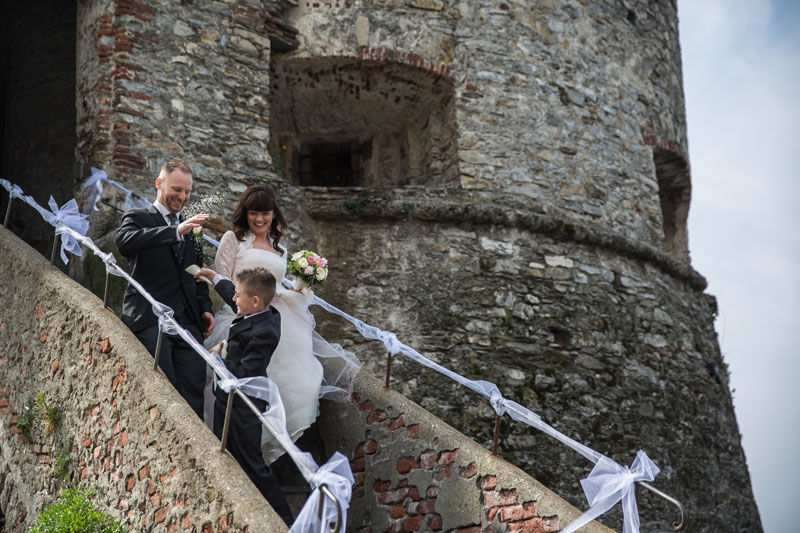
[49,197,90,264]
[561,451,660,533]
[82,167,107,213]
[293,452,354,533]
[378,331,402,356]
[1,179,25,201]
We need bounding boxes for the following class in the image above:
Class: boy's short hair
[236,268,277,304]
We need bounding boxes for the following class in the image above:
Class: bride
[205,184,357,463]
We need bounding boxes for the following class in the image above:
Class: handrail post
[637,481,687,531]
[2,198,11,226]
[50,227,59,264]
[153,329,164,371]
[319,484,343,532]
[102,270,111,308]
[384,352,392,389]
[220,389,235,453]
[491,413,502,456]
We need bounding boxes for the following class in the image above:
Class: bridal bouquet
[288,250,328,291]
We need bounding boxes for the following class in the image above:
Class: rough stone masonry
[0,0,761,531]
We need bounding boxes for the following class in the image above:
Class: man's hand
[194,267,217,282]
[202,312,215,339]
[177,214,209,236]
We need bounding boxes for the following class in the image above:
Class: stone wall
[322,357,614,533]
[0,227,288,532]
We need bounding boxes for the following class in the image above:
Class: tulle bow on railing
[294,453,354,532]
[561,450,660,533]
[28,196,90,265]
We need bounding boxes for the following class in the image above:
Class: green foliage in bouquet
[30,488,126,533]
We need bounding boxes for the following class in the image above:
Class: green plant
[53,441,72,481]
[31,488,126,533]
[17,403,36,441]
[34,392,61,435]
[396,202,415,216]
[344,195,375,217]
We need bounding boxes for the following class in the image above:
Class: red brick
[218,513,228,533]
[354,442,365,458]
[354,472,365,487]
[542,516,559,532]
[51,359,59,373]
[357,399,373,411]
[419,452,436,469]
[120,430,129,446]
[366,410,386,424]
[364,440,378,454]
[418,499,436,514]
[408,487,421,501]
[138,464,151,480]
[373,480,391,492]
[460,462,478,478]
[379,488,409,505]
[406,424,420,439]
[387,414,405,430]
[426,486,440,499]
[438,450,458,465]
[397,456,418,474]
[40,331,47,343]
[430,515,443,530]
[154,505,169,524]
[350,457,365,472]
[147,479,156,495]
[403,516,423,531]
[182,513,192,530]
[480,475,498,491]
[483,489,518,507]
[507,517,545,533]
[389,505,405,519]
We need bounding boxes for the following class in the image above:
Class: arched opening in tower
[268,56,459,188]
[1,0,77,256]
[652,147,691,259]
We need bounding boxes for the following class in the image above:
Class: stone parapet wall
[319,370,613,533]
[0,227,287,532]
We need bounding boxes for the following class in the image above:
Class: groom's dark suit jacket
[213,278,281,410]
[115,205,212,332]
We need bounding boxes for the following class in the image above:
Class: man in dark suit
[115,161,214,419]
[196,266,293,526]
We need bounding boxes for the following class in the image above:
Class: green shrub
[30,488,126,533]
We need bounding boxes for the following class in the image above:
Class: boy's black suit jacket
[213,278,281,410]
[115,206,212,333]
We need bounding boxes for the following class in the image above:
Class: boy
[195,266,293,526]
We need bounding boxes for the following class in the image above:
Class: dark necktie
[167,213,178,226]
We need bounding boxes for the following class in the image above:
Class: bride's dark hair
[231,184,287,256]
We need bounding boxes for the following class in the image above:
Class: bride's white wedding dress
[206,231,338,463]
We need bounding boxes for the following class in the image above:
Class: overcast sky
[677,1,799,531]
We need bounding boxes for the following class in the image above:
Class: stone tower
[0,0,760,531]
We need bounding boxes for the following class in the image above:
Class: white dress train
[205,231,327,464]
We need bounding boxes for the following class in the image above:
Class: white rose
[292,251,304,261]
[297,257,308,268]
[315,267,327,281]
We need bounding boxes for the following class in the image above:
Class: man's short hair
[159,161,193,179]
[236,268,277,304]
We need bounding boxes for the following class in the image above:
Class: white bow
[0,179,25,201]
[561,450,660,533]
[82,167,107,213]
[292,452,354,533]
[45,197,89,265]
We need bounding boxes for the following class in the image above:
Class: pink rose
[308,256,316,264]
[319,258,327,267]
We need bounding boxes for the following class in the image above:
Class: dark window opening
[297,141,363,187]
[653,147,691,260]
